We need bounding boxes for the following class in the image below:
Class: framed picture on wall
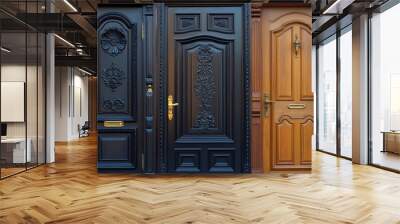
[1,81,25,122]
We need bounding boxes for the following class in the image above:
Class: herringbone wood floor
[1,136,400,224]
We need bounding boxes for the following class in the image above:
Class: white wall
[1,64,36,138]
[54,66,89,141]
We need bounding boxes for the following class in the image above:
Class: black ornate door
[96,4,250,173]
[164,5,250,173]
[97,7,144,171]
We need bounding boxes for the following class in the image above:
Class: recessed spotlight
[54,34,75,48]
[1,47,11,53]
[63,0,78,12]
[78,67,92,76]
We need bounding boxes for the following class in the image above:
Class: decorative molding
[101,28,127,56]
[102,63,125,92]
[159,4,167,172]
[103,98,125,112]
[243,3,251,173]
[98,13,133,29]
[207,14,234,34]
[251,3,262,18]
[175,14,201,33]
[193,45,217,130]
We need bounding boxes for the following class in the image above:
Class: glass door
[339,27,352,158]
[370,3,400,171]
[317,35,337,155]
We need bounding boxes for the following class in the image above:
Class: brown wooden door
[251,6,312,172]
[270,22,313,170]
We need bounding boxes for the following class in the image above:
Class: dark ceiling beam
[55,55,96,72]
[67,13,97,46]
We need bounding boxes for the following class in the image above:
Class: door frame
[156,3,251,173]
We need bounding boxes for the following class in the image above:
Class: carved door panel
[97,8,143,171]
[166,6,250,173]
[270,22,313,170]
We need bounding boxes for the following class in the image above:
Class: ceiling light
[78,67,92,76]
[1,47,11,53]
[63,0,78,12]
[323,0,355,15]
[54,34,75,48]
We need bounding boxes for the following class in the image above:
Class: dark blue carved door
[97,7,143,171]
[165,6,250,173]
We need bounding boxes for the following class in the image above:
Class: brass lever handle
[263,94,275,116]
[293,35,301,57]
[168,95,179,121]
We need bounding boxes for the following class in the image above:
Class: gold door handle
[293,35,301,57]
[168,95,179,121]
[263,94,275,116]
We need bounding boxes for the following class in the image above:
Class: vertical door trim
[157,3,168,172]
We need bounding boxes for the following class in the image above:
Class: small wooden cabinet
[382,132,400,154]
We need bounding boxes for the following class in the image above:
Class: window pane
[340,29,352,158]
[318,37,337,154]
[371,3,400,171]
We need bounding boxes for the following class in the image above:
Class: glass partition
[0,1,46,179]
[317,35,337,155]
[1,30,28,177]
[370,3,400,171]
[339,27,352,158]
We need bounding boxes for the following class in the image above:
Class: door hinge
[141,23,144,40]
[141,152,145,169]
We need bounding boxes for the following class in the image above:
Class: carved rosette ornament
[101,28,127,56]
[102,63,125,92]
[194,45,217,129]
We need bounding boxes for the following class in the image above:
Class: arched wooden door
[251,5,313,172]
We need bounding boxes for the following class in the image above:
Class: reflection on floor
[1,167,25,178]
[373,150,400,171]
[0,136,400,223]
[0,163,42,178]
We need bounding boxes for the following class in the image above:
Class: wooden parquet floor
[1,136,400,224]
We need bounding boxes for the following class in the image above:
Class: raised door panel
[273,118,295,167]
[98,130,136,169]
[300,118,313,165]
[166,6,247,173]
[300,26,313,101]
[176,41,233,143]
[272,26,294,101]
[97,17,136,122]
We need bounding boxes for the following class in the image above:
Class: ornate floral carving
[193,45,216,129]
[101,28,127,56]
[102,63,125,92]
[103,98,125,112]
